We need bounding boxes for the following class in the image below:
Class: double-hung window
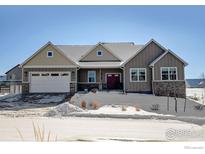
[88,71,96,83]
[130,68,146,82]
[161,67,177,80]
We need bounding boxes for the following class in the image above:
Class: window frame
[96,50,103,57]
[129,68,147,82]
[160,67,178,81]
[87,71,96,83]
[47,51,53,58]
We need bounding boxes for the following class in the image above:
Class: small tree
[200,72,205,105]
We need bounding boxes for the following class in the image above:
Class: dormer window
[47,51,53,58]
[96,50,103,56]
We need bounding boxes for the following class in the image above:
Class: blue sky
[0,6,204,78]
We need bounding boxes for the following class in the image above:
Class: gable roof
[122,39,167,66]
[21,42,78,67]
[5,64,20,74]
[56,42,143,64]
[78,42,123,62]
[149,49,188,67]
[19,39,187,68]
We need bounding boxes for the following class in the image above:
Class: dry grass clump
[16,122,57,141]
[91,88,97,93]
[80,100,87,109]
[150,104,160,111]
[194,105,204,111]
[135,106,140,111]
[121,105,127,111]
[91,100,99,109]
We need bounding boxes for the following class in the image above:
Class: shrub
[121,105,127,111]
[91,88,97,93]
[150,104,160,111]
[16,122,57,141]
[194,105,204,111]
[91,100,99,109]
[190,96,199,101]
[80,100,87,109]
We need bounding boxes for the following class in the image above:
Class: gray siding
[125,42,165,92]
[6,66,22,81]
[154,53,185,80]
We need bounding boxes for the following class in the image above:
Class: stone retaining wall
[153,81,186,98]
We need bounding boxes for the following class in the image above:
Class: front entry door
[107,74,120,89]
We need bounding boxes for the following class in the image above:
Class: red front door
[107,74,120,89]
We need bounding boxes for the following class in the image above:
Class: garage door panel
[30,72,70,93]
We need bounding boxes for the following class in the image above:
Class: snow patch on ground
[88,105,166,116]
[0,93,9,97]
[44,102,84,117]
[71,91,205,117]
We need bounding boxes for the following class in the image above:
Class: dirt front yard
[71,91,205,117]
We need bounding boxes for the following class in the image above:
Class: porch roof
[78,62,123,68]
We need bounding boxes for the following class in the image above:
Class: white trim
[105,73,122,83]
[149,50,188,67]
[47,51,53,58]
[87,70,96,83]
[153,80,185,82]
[167,49,188,66]
[122,39,167,66]
[79,65,121,69]
[96,50,103,56]
[129,68,147,82]
[23,65,77,68]
[78,82,100,84]
[160,67,178,81]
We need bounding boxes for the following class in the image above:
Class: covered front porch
[77,68,123,91]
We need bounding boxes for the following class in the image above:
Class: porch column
[99,68,102,90]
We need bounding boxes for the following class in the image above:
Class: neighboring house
[17,39,187,97]
[5,64,22,94]
[0,75,8,94]
[0,75,6,82]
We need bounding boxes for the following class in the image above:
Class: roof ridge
[56,44,94,46]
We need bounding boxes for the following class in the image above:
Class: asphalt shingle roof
[56,43,144,66]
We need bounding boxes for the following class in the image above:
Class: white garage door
[30,72,71,93]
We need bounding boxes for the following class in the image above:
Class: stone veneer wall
[70,83,76,95]
[153,81,186,98]
[22,83,29,94]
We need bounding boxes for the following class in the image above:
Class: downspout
[76,66,80,92]
[120,66,126,93]
[99,68,102,90]
[151,66,155,95]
